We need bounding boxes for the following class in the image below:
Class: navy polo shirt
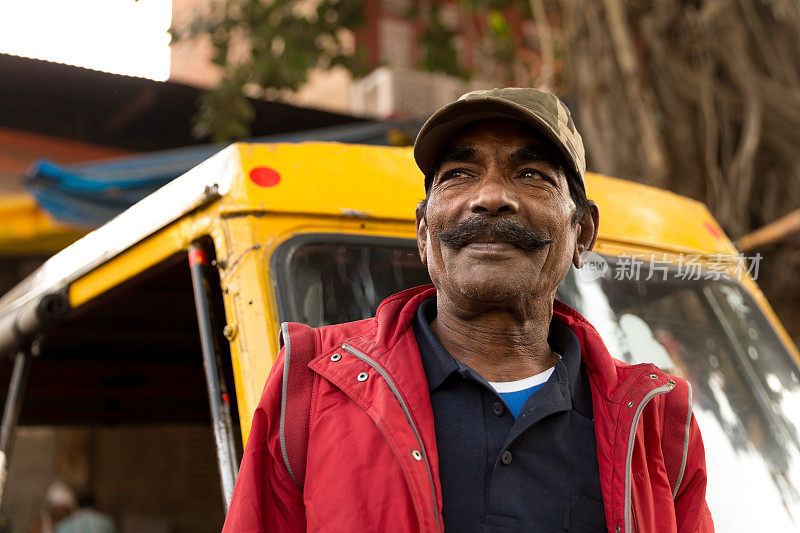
[413,297,606,532]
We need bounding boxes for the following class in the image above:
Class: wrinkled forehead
[433,119,567,171]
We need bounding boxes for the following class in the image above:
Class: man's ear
[573,200,599,268]
[415,202,428,266]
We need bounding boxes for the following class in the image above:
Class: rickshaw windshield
[273,237,800,530]
[558,257,800,530]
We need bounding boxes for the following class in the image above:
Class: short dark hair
[417,167,590,225]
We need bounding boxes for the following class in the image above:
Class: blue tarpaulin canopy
[25,121,420,227]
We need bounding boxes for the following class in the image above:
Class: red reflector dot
[249,167,281,187]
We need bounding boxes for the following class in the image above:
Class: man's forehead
[436,120,564,165]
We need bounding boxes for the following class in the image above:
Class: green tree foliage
[171,0,366,141]
[172,1,542,141]
[419,4,461,78]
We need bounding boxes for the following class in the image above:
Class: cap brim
[413,98,579,190]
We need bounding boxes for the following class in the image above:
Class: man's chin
[432,253,544,304]
[454,278,531,304]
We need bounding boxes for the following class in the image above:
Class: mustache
[437,216,554,252]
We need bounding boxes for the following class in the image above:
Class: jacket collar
[342,284,668,403]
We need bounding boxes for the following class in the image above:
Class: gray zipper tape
[624,380,675,532]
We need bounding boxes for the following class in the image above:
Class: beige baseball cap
[413,87,585,191]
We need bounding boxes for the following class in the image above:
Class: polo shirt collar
[413,297,592,418]
[414,297,459,390]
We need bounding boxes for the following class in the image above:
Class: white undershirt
[488,366,556,393]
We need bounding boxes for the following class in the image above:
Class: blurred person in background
[54,492,115,533]
[29,481,76,533]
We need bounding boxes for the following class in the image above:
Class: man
[223,88,713,532]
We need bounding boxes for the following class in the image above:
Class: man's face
[416,120,597,308]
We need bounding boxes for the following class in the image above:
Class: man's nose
[469,173,519,215]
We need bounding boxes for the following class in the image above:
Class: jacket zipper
[342,343,443,533]
[623,380,675,533]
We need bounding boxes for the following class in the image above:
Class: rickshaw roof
[0,142,737,318]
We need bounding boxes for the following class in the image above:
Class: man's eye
[441,169,470,181]
[518,169,556,184]
[519,170,541,180]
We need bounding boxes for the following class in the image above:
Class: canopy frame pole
[188,243,239,511]
[0,344,34,505]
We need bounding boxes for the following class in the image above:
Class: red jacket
[223,285,713,532]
